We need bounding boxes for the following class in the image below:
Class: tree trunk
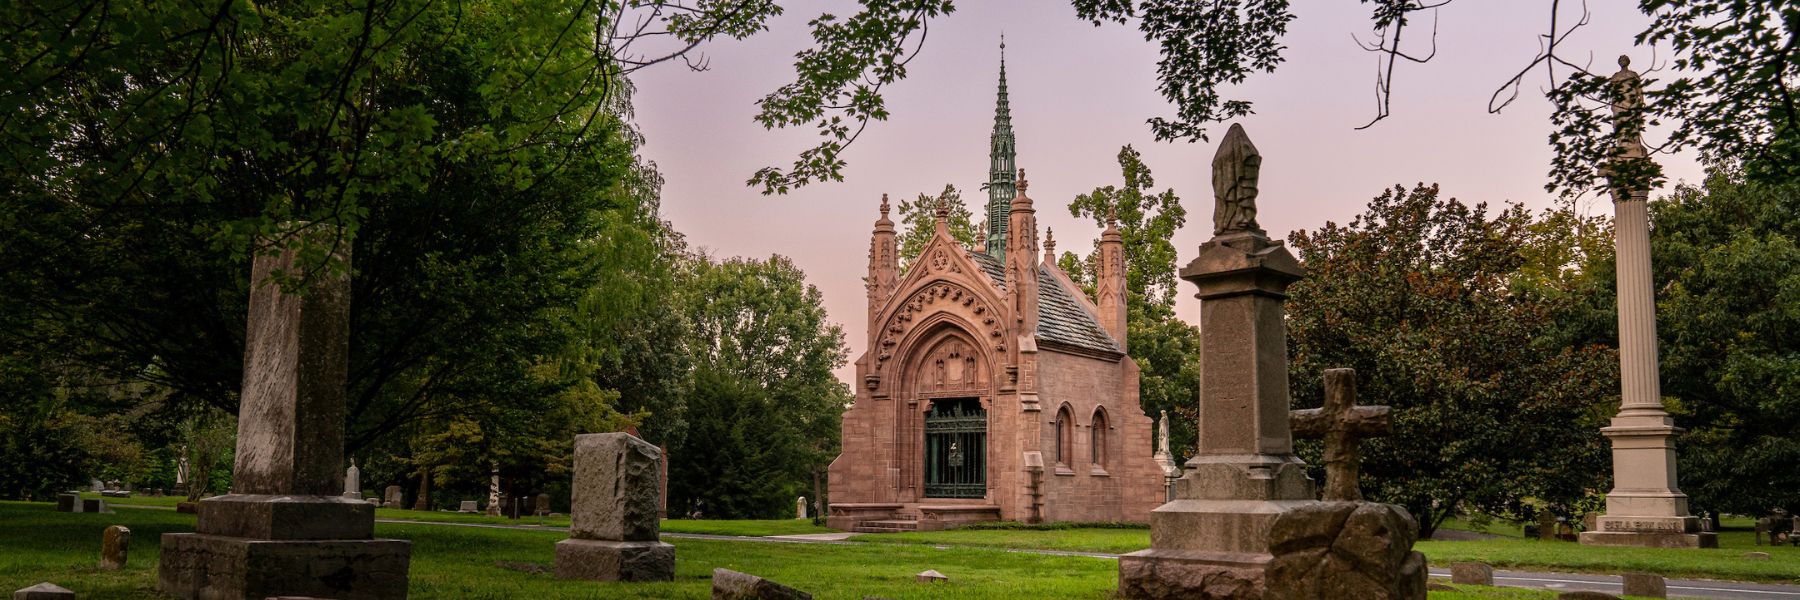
[811,468,824,525]
[412,469,430,511]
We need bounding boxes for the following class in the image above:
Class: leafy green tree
[669,254,850,519]
[896,184,977,270]
[0,353,90,500]
[1063,146,1204,462]
[1648,172,1800,516]
[1,0,666,455]
[1285,184,1616,538]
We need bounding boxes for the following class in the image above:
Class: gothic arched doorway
[924,397,986,498]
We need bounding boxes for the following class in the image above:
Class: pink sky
[628,1,1704,385]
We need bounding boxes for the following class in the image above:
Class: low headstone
[100,525,130,570]
[1701,516,1715,532]
[1557,520,1577,542]
[1266,501,1427,599]
[554,432,674,582]
[458,501,478,513]
[796,496,807,520]
[1426,582,1456,592]
[1449,562,1493,586]
[1744,551,1771,560]
[1537,512,1557,541]
[915,570,947,583]
[384,485,402,507]
[712,568,812,600]
[11,582,74,600]
[175,502,197,514]
[1556,592,1620,600]
[55,493,79,513]
[1621,573,1666,598]
[81,498,108,514]
[535,493,551,517]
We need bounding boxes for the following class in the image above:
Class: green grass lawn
[849,520,1800,584]
[9,500,1795,598]
[2,501,1111,599]
[850,527,1153,554]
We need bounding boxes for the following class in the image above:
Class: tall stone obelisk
[1577,56,1715,549]
[160,224,414,598]
[1119,124,1317,599]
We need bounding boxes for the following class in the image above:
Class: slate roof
[965,251,1122,355]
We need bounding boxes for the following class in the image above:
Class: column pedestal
[1578,182,1712,549]
[1120,233,1316,600]
[1577,416,1715,548]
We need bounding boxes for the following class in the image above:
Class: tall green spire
[984,35,1017,259]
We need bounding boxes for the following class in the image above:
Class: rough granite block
[569,432,663,542]
[157,533,410,600]
[553,538,673,582]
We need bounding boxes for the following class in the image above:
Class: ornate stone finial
[934,192,950,221]
[975,222,988,248]
[879,193,890,217]
[1016,168,1029,194]
[1211,123,1264,236]
[1044,228,1056,257]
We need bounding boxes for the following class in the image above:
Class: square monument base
[1118,548,1270,600]
[157,532,411,600]
[554,538,674,582]
[1577,530,1717,548]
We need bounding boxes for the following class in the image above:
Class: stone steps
[851,520,920,534]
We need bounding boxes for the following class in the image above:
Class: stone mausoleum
[827,47,1163,531]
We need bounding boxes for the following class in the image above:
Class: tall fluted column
[1578,55,1714,549]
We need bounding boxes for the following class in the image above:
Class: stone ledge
[196,494,374,540]
[1117,548,1270,600]
[1577,530,1717,548]
[157,532,410,600]
[553,538,674,582]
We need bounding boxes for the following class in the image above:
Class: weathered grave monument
[1577,56,1715,549]
[158,226,412,599]
[343,460,361,498]
[555,432,674,582]
[1119,125,1423,599]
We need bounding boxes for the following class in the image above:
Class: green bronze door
[924,398,986,498]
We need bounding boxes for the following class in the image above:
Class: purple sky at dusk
[628,1,1705,385]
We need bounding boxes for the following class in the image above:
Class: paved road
[118,506,1800,599]
[1422,568,1800,600]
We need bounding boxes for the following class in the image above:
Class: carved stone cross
[1290,368,1391,502]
